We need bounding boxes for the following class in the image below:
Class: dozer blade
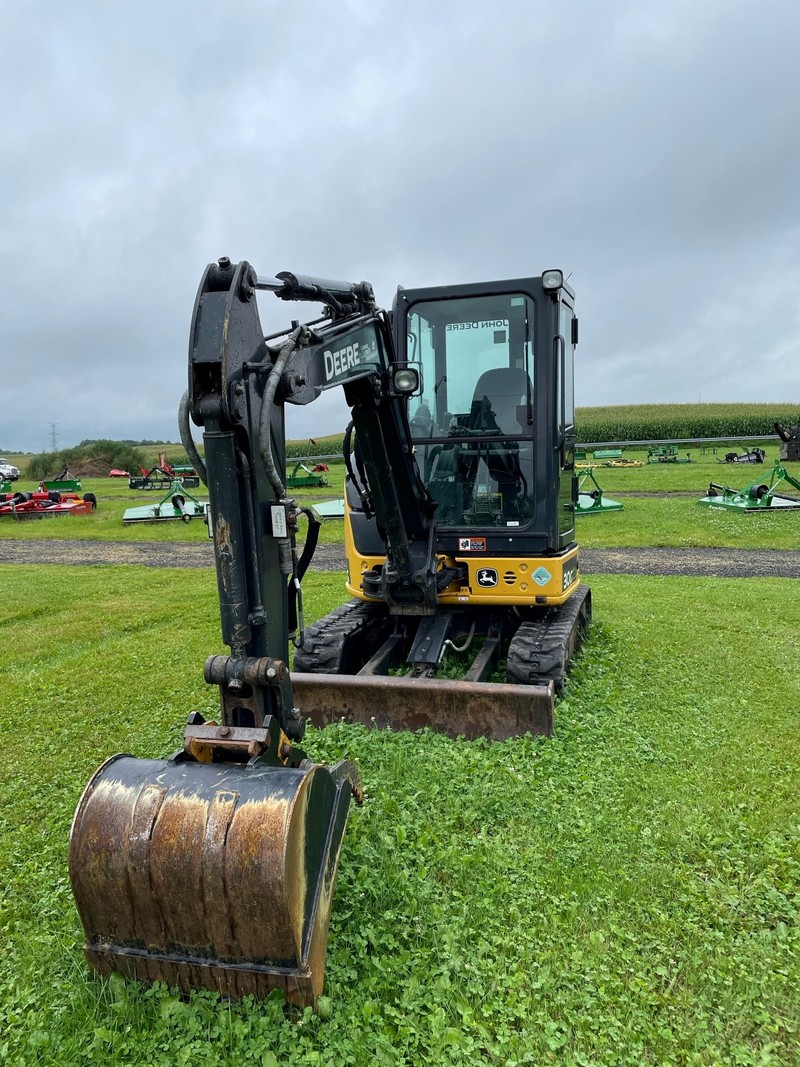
[291,673,555,740]
[69,753,360,1006]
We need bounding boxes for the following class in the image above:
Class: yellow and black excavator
[69,258,590,1009]
[293,270,590,737]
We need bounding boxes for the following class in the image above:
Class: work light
[393,367,419,394]
[542,269,563,291]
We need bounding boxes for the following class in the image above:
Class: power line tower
[49,422,59,452]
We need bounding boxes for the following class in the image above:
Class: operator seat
[467,366,532,519]
[469,367,531,434]
[425,367,533,525]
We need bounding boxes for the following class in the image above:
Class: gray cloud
[2,0,799,452]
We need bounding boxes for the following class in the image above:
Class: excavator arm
[71,258,439,1008]
[183,258,439,637]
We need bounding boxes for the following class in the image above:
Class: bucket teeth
[69,754,359,1006]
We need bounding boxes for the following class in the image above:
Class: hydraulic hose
[343,420,373,516]
[178,391,208,485]
[259,328,302,500]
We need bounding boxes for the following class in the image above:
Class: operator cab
[393,274,577,554]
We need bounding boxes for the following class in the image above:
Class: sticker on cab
[458,536,487,552]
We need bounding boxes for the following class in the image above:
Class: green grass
[579,496,800,551]
[1,566,798,1065]
[0,414,798,1062]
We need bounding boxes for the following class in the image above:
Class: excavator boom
[69,260,381,1007]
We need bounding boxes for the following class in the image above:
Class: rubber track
[293,599,390,675]
[506,584,592,693]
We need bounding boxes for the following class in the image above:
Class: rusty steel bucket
[69,753,360,1006]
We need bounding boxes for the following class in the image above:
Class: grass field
[1,415,799,1064]
[0,566,798,1065]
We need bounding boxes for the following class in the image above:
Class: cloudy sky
[2,0,799,453]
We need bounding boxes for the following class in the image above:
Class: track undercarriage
[292,585,591,740]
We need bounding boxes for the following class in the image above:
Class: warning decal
[458,537,487,552]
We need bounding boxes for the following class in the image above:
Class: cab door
[557,299,577,547]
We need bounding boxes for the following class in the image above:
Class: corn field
[574,403,799,443]
[284,405,799,457]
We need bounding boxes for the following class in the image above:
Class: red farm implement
[0,490,97,519]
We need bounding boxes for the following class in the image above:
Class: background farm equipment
[123,480,209,524]
[0,489,97,518]
[720,447,766,464]
[576,458,642,469]
[698,461,800,511]
[286,460,330,489]
[314,498,346,518]
[648,445,693,464]
[39,468,82,492]
[576,468,623,515]
[128,451,200,490]
[774,422,800,462]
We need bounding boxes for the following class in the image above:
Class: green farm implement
[648,445,692,464]
[698,461,800,511]
[578,448,641,468]
[577,458,641,469]
[576,468,623,515]
[39,468,82,492]
[123,480,209,524]
[286,461,329,489]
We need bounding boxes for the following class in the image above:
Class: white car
[0,458,21,481]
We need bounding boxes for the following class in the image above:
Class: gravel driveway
[1,539,798,578]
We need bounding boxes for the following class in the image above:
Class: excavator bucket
[69,752,361,1006]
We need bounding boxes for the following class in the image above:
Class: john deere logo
[476,568,498,587]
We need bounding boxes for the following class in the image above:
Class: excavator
[69,258,590,1008]
[292,268,590,737]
